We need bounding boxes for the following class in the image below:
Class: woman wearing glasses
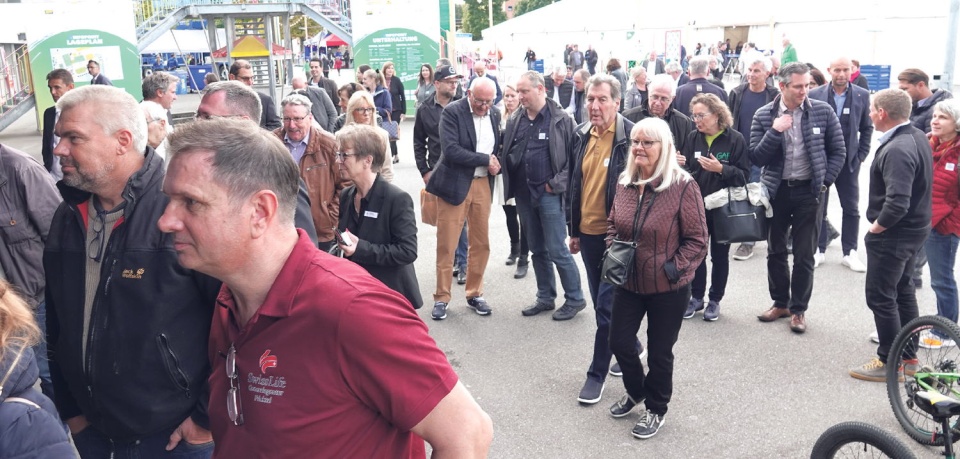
[339,91,394,182]
[606,118,707,439]
[0,280,74,457]
[679,93,749,321]
[335,124,423,310]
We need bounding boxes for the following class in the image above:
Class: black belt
[785,179,811,187]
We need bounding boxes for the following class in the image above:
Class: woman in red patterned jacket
[920,99,960,349]
[605,117,708,440]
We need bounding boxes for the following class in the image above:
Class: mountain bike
[810,422,916,459]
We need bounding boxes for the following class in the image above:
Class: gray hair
[620,117,691,191]
[58,85,147,153]
[141,71,180,101]
[280,93,313,114]
[872,88,913,122]
[166,118,299,224]
[469,75,496,92]
[745,56,771,73]
[777,62,810,85]
[519,70,545,89]
[934,99,960,133]
[688,56,710,77]
[140,100,167,123]
[552,65,566,77]
[203,80,262,120]
[647,74,678,96]
[629,66,647,79]
[336,124,386,171]
[664,61,682,73]
[585,73,621,101]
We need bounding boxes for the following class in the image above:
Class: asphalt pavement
[1,74,948,458]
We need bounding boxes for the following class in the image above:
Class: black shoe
[431,302,448,320]
[578,378,605,405]
[457,270,467,285]
[521,301,554,316]
[452,266,460,277]
[466,296,492,315]
[392,155,399,164]
[609,394,641,418]
[609,362,622,377]
[552,302,586,321]
[505,242,520,265]
[631,409,665,439]
[514,263,528,279]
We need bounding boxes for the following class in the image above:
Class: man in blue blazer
[808,57,874,272]
[426,77,501,320]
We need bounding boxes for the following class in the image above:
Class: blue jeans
[516,192,585,305]
[926,229,959,336]
[73,425,213,458]
[454,223,468,270]
[33,301,53,399]
[580,234,616,382]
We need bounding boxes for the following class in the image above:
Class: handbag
[601,192,647,286]
[420,189,438,226]
[712,187,769,244]
[381,113,400,141]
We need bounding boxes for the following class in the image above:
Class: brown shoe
[790,314,807,333]
[757,306,791,322]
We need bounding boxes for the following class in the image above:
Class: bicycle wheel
[886,315,960,446]
[810,422,916,459]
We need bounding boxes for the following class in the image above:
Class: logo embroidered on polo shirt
[259,349,278,373]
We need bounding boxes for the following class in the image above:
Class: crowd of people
[0,32,957,457]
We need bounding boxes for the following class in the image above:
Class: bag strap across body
[626,186,658,244]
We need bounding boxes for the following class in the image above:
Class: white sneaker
[814,251,825,268]
[869,331,879,343]
[842,250,867,273]
[919,330,957,349]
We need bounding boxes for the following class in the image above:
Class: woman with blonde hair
[0,280,73,457]
[623,67,648,111]
[606,118,707,439]
[343,91,394,182]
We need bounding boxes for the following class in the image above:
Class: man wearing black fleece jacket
[849,88,932,382]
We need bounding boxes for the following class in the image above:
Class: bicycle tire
[886,315,960,446]
[811,421,916,459]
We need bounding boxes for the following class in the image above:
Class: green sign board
[354,28,439,114]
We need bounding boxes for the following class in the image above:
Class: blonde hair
[619,117,691,192]
[0,280,41,357]
[345,91,378,126]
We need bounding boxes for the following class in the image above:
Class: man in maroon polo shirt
[157,118,493,458]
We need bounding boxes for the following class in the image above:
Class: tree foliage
[514,0,554,17]
[461,0,507,40]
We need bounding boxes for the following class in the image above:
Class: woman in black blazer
[382,62,406,164]
[335,124,423,309]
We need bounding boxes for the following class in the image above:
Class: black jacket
[727,82,779,134]
[339,175,422,309]
[499,99,576,200]
[867,123,932,231]
[427,98,501,206]
[681,128,750,198]
[910,89,953,134]
[387,76,406,117]
[622,106,696,154]
[41,107,56,172]
[413,95,449,177]
[258,91,282,130]
[568,115,634,237]
[544,78,575,111]
[44,147,221,441]
[674,78,728,117]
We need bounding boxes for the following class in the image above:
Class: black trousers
[819,164,861,254]
[503,204,529,259]
[865,228,927,363]
[767,184,823,313]
[691,214,730,302]
[609,284,689,416]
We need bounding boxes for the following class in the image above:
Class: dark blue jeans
[818,164,861,254]
[516,192,585,305]
[767,185,823,313]
[865,228,927,363]
[455,223,468,270]
[73,425,213,459]
[609,285,689,416]
[33,301,53,399]
[580,234,616,382]
[925,229,959,338]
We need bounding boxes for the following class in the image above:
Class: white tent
[141,29,227,55]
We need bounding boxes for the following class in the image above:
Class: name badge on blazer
[364,211,379,218]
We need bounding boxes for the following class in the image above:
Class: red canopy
[323,34,347,48]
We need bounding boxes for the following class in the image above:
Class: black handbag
[712,188,768,244]
[601,191,653,286]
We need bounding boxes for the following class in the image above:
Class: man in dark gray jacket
[849,88,932,382]
[291,74,338,132]
[751,62,846,334]
[501,71,586,322]
[0,143,61,397]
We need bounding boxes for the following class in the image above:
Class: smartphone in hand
[335,228,352,247]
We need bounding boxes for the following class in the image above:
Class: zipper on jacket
[83,223,122,410]
[158,333,192,398]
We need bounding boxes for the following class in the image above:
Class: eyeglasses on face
[335,151,358,161]
[691,112,713,121]
[630,139,660,149]
[282,116,308,123]
[226,344,244,426]
[353,107,375,115]
[471,97,494,107]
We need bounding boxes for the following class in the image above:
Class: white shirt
[473,112,495,177]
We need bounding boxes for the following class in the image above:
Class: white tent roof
[141,29,227,54]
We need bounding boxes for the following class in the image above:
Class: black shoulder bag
[601,189,651,286]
